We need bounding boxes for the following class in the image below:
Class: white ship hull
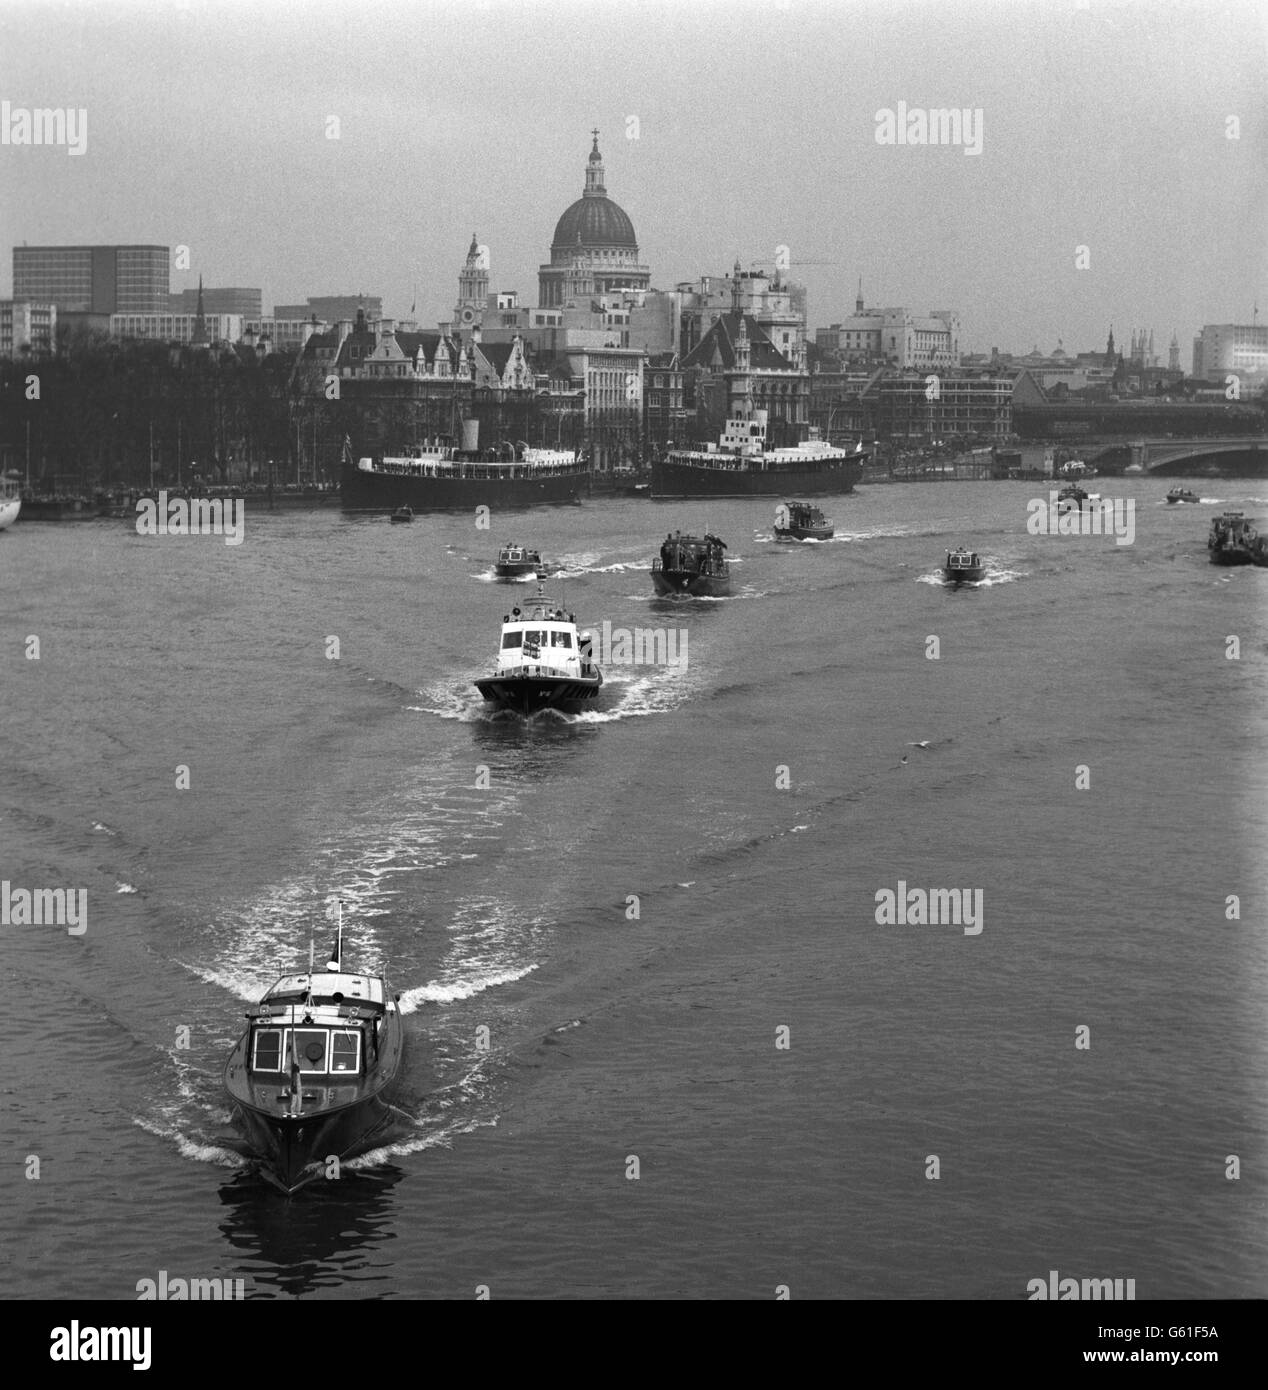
[0,498,21,530]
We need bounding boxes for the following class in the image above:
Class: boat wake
[397,962,539,1013]
[570,665,695,722]
[917,560,1024,587]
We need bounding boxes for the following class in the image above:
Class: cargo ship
[652,409,864,499]
[341,420,590,512]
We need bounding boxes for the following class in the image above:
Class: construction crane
[747,256,836,270]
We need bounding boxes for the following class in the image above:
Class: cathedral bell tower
[455,234,489,332]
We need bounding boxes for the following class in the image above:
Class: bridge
[1127,437,1268,475]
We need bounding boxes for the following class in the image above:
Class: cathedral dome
[552,195,637,250]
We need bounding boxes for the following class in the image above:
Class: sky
[1,0,1265,358]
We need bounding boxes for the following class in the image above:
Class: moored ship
[653,409,865,499]
[474,581,603,713]
[1208,511,1264,566]
[341,421,590,512]
[653,530,730,596]
[0,472,21,530]
[223,920,405,1194]
[774,500,833,541]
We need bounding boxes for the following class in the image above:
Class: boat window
[293,1029,329,1073]
[252,1028,283,1072]
[330,1030,361,1073]
[551,630,572,647]
[524,630,547,647]
[501,631,523,649]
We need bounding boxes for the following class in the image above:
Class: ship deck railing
[489,662,598,679]
[368,459,589,479]
[663,452,853,473]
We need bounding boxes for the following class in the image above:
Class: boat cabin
[497,543,542,565]
[945,548,981,570]
[493,591,596,677]
[246,971,388,1078]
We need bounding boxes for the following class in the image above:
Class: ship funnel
[461,419,479,451]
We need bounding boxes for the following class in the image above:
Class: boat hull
[774,526,833,541]
[652,567,730,597]
[494,562,540,578]
[0,498,20,530]
[227,1091,400,1193]
[1209,549,1256,566]
[341,461,590,512]
[651,457,863,498]
[474,672,603,713]
[944,566,985,583]
[223,1007,404,1194]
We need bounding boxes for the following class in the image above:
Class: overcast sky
[2,0,1265,356]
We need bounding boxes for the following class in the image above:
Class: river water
[1,477,1265,1299]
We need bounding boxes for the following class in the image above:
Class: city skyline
[1,0,1265,353]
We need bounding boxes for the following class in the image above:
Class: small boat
[1057,482,1089,512]
[494,542,547,579]
[943,547,985,583]
[0,472,21,531]
[473,580,603,714]
[223,914,405,1194]
[1166,487,1200,505]
[774,500,834,541]
[1208,511,1264,566]
[390,506,413,524]
[652,530,731,596]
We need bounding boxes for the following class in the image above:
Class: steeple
[583,129,606,197]
[1169,331,1180,372]
[191,274,209,348]
[856,276,864,315]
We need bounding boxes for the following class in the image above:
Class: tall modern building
[0,300,57,357]
[169,286,261,317]
[13,245,169,314]
[1192,323,1268,382]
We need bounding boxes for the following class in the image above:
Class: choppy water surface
[2,479,1265,1299]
